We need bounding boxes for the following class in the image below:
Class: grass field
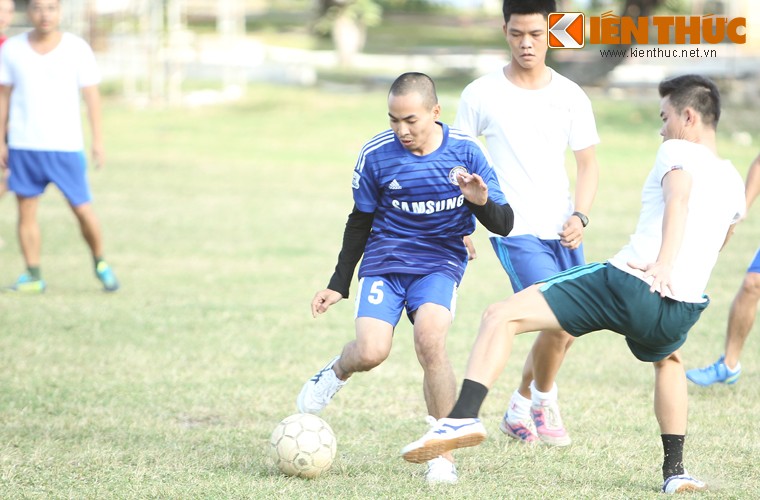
[1,82,759,499]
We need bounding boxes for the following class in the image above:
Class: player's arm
[326,205,374,298]
[312,206,373,317]
[560,146,599,248]
[744,152,760,213]
[457,172,514,236]
[631,168,692,296]
[81,85,104,169]
[0,84,11,169]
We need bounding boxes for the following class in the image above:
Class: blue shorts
[747,247,760,274]
[539,263,709,362]
[7,149,92,207]
[354,273,458,326]
[490,235,585,292]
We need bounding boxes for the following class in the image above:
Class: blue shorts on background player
[0,0,118,293]
[686,152,760,386]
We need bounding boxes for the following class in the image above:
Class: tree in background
[314,0,383,66]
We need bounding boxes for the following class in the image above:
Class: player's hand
[559,215,584,249]
[464,235,477,261]
[92,143,105,170]
[456,172,488,206]
[311,289,343,318]
[0,143,7,170]
[628,260,675,297]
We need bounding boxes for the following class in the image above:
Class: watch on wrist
[572,211,589,228]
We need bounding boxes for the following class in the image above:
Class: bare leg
[17,195,41,267]
[332,317,393,380]
[724,272,760,370]
[465,285,563,388]
[412,303,457,463]
[70,202,104,259]
[412,303,456,419]
[529,330,574,393]
[653,351,687,435]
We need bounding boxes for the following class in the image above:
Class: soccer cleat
[7,273,46,293]
[686,355,741,386]
[662,473,707,494]
[401,417,487,464]
[95,261,120,292]
[296,356,346,414]
[531,400,571,446]
[499,412,539,443]
[425,456,458,484]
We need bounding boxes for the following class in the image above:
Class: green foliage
[0,84,759,498]
[314,0,384,35]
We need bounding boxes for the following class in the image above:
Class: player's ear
[683,107,697,126]
[432,103,441,120]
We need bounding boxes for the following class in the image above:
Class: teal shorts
[539,263,709,362]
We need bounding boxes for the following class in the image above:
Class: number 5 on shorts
[368,280,384,304]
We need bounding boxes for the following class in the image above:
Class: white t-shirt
[454,67,600,238]
[608,139,745,303]
[0,32,100,152]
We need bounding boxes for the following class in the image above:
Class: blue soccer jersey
[352,123,507,284]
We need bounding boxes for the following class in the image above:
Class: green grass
[1,83,759,498]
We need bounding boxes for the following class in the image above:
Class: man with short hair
[0,0,119,292]
[453,0,600,445]
[401,74,745,494]
[297,72,513,484]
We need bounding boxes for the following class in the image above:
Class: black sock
[27,266,41,280]
[661,434,685,480]
[448,379,488,419]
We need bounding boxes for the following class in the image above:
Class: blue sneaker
[7,272,46,293]
[96,261,120,292]
[686,355,741,386]
[401,417,487,464]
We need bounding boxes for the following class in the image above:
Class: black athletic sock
[27,266,41,280]
[448,379,488,419]
[661,434,685,480]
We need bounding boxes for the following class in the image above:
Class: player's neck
[415,123,444,156]
[504,63,551,90]
[29,29,62,53]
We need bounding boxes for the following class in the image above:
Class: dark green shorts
[539,263,709,362]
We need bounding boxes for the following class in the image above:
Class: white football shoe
[425,456,458,485]
[296,356,347,414]
[401,416,487,464]
[662,472,707,494]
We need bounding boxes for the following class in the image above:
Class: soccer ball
[269,413,337,478]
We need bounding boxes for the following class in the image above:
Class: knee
[653,350,682,370]
[354,343,389,369]
[414,332,448,366]
[480,302,515,334]
[740,272,760,298]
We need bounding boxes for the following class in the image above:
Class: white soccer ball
[268,413,337,479]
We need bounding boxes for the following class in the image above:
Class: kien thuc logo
[547,10,746,49]
[548,12,585,49]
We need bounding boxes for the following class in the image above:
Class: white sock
[530,380,558,404]
[506,389,531,422]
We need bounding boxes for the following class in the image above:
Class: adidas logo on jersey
[388,179,402,190]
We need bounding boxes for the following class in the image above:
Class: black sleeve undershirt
[326,205,374,298]
[464,199,514,236]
